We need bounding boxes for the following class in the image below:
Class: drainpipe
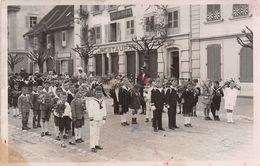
[188,5,192,80]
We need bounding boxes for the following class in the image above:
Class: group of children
[8,70,241,151]
[109,76,241,131]
[9,72,107,153]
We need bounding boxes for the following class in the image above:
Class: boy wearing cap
[18,86,31,130]
[87,86,107,153]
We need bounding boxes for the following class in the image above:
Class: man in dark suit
[165,79,179,130]
[151,78,166,132]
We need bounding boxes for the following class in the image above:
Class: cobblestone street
[8,97,254,162]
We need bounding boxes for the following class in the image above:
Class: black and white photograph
[0,0,260,165]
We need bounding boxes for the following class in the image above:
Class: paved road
[7,97,254,162]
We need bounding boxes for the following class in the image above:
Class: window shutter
[105,24,108,43]
[25,16,29,28]
[56,60,60,74]
[117,22,121,41]
[68,59,74,76]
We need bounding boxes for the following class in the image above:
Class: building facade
[190,4,253,96]
[83,4,252,96]
[8,5,52,74]
[24,5,76,75]
[83,5,191,79]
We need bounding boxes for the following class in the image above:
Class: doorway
[170,51,179,79]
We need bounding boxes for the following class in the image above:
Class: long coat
[118,86,131,114]
[165,88,179,108]
[151,88,165,110]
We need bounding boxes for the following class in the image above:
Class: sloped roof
[24,5,74,37]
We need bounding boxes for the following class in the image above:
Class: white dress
[224,87,238,110]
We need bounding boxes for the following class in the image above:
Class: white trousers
[145,101,153,120]
[120,113,128,123]
[89,120,102,148]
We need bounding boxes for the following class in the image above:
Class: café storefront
[90,43,158,78]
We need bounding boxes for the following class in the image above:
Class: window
[33,37,38,49]
[145,16,155,32]
[29,16,37,28]
[108,5,117,11]
[93,5,100,12]
[207,4,221,21]
[62,31,66,47]
[46,34,52,48]
[61,60,69,74]
[167,9,180,33]
[92,5,104,15]
[232,4,249,18]
[94,26,102,44]
[126,20,135,38]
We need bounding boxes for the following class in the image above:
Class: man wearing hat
[87,86,107,153]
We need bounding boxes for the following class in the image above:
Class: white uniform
[87,98,107,148]
[144,86,153,120]
[224,87,238,110]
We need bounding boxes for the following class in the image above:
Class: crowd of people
[8,67,241,152]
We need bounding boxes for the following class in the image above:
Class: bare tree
[72,6,99,73]
[26,33,53,73]
[237,26,253,49]
[8,53,24,72]
[128,5,168,75]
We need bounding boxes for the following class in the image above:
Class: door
[95,54,102,76]
[111,53,119,75]
[171,51,179,79]
[207,44,221,81]
[126,51,136,77]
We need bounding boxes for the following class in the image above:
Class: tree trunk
[84,57,89,73]
[38,63,44,73]
[10,65,15,73]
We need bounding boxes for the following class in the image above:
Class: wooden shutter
[117,22,121,41]
[95,55,102,76]
[240,47,253,82]
[56,60,60,74]
[25,16,29,28]
[207,44,221,81]
[105,24,108,43]
[68,60,74,76]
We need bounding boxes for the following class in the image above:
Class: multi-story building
[84,4,252,96]
[190,4,253,96]
[8,5,52,73]
[24,5,75,75]
[84,5,191,79]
